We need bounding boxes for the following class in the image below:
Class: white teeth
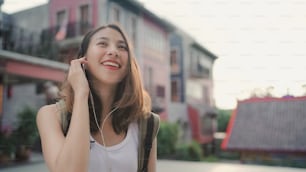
[102,61,120,68]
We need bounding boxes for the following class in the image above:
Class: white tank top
[88,122,139,172]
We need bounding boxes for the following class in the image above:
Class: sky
[2,0,306,109]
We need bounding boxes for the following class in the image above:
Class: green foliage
[175,141,203,161]
[0,128,15,156]
[157,122,179,158]
[202,155,219,162]
[157,122,203,161]
[217,109,232,132]
[0,106,38,162]
[13,106,38,147]
[188,141,203,161]
[215,138,240,160]
[175,143,189,160]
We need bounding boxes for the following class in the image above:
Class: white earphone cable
[89,89,118,172]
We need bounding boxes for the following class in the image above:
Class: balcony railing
[190,64,211,79]
[52,21,93,39]
[1,21,93,61]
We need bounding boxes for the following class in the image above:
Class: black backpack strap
[138,112,160,172]
[141,114,154,172]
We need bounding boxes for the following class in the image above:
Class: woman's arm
[37,94,90,172]
[37,58,90,172]
[147,138,157,172]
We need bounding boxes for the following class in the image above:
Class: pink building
[49,0,99,29]
[49,0,173,118]
[139,13,172,120]
[49,0,99,63]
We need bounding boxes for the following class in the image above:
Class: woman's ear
[80,56,88,70]
[84,57,88,67]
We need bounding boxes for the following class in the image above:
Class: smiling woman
[36,23,160,172]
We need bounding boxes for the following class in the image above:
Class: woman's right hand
[67,57,89,97]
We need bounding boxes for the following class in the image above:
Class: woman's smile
[101,59,121,70]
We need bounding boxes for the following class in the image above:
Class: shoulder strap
[56,100,70,136]
[137,112,160,172]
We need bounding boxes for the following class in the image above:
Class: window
[144,24,166,60]
[199,60,210,78]
[113,7,120,22]
[131,17,137,47]
[56,10,66,28]
[144,66,154,95]
[203,86,210,105]
[80,4,89,35]
[156,85,165,98]
[190,49,211,78]
[19,28,24,42]
[171,80,180,102]
[170,50,177,65]
[55,10,68,40]
[171,48,181,74]
[190,50,197,75]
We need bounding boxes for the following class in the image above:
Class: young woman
[36,24,158,172]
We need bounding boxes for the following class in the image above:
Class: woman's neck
[92,82,117,118]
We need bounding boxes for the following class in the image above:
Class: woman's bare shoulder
[36,104,61,125]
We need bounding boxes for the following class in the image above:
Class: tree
[217,109,232,132]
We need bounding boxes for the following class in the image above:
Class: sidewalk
[1,154,306,172]
[157,160,306,172]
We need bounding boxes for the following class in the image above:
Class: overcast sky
[3,0,306,109]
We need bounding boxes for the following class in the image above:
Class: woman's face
[85,27,129,86]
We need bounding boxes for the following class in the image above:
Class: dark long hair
[59,24,151,134]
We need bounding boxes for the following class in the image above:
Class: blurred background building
[0,0,218,159]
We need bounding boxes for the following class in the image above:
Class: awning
[0,50,68,82]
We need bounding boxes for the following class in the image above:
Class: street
[0,160,305,172]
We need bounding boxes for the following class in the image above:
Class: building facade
[0,3,67,129]
[0,50,68,128]
[49,0,173,118]
[0,0,4,49]
[1,0,219,146]
[169,29,218,144]
[1,4,50,59]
